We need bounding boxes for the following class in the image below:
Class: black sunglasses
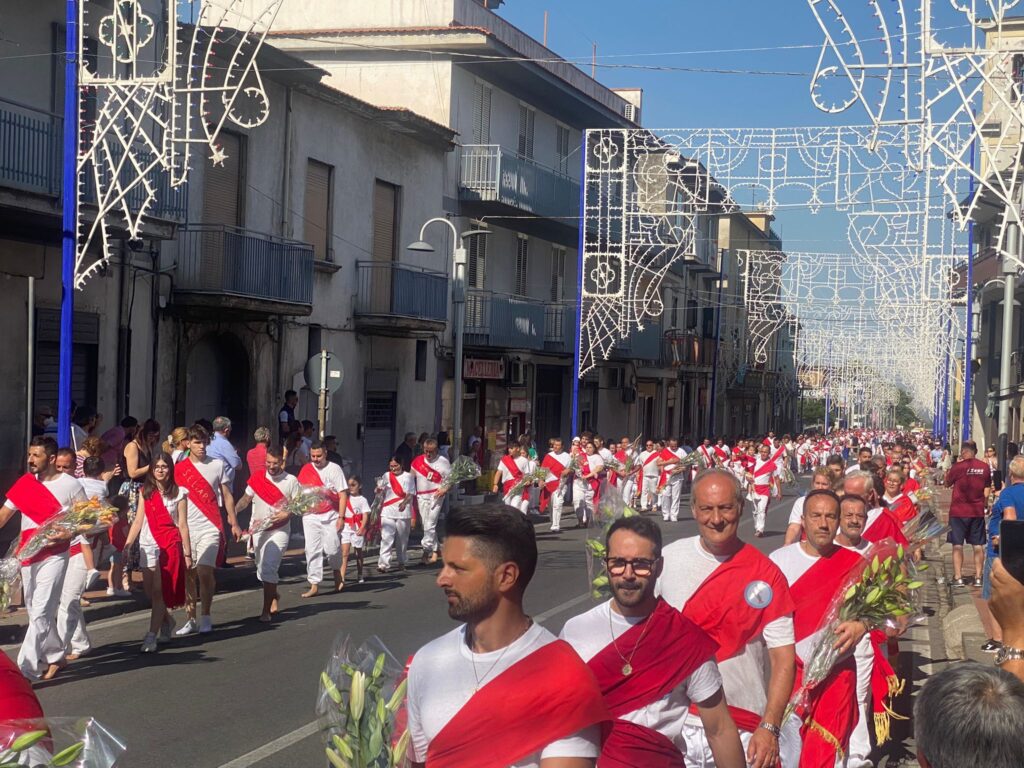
[604,557,660,577]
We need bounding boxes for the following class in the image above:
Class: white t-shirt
[245,472,300,530]
[657,536,795,719]
[4,473,88,553]
[182,457,229,536]
[406,623,601,766]
[663,447,687,482]
[382,471,415,520]
[496,456,530,490]
[640,450,661,478]
[80,477,109,502]
[598,447,614,468]
[412,455,451,494]
[560,600,722,751]
[344,495,370,531]
[302,461,347,522]
[581,453,604,478]
[769,543,827,663]
[788,495,806,527]
[544,452,571,487]
[140,488,188,550]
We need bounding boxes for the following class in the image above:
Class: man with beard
[411,438,450,564]
[638,439,662,514]
[405,504,609,767]
[770,491,868,767]
[297,441,348,596]
[657,469,796,768]
[561,516,744,767]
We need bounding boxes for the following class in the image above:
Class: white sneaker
[199,615,213,634]
[84,569,100,590]
[141,633,158,653]
[159,615,176,643]
[358,577,365,584]
[175,619,198,637]
[106,587,131,598]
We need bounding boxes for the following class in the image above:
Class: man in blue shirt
[981,456,1024,653]
[208,416,242,487]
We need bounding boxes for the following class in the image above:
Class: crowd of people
[5,410,1024,766]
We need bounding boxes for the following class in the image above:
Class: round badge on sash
[744,580,773,610]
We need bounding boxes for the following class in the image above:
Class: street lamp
[408,218,490,462]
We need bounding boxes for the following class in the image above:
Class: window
[473,81,492,144]
[556,124,571,175]
[550,246,566,302]
[518,104,535,159]
[466,229,487,289]
[515,236,529,296]
[304,159,333,261]
[372,180,399,263]
[1014,54,1024,102]
[415,340,427,381]
[685,296,698,330]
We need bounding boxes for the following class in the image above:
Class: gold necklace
[608,604,653,676]
[468,618,533,692]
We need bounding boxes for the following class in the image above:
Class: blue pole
[708,250,725,437]
[962,138,977,441]
[824,388,830,434]
[57,0,78,448]
[571,131,588,437]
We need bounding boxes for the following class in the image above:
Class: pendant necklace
[469,618,533,692]
[608,605,652,676]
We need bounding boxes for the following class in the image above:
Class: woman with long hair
[119,419,161,590]
[164,427,190,464]
[122,452,191,653]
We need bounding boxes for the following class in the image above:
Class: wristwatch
[758,722,781,737]
[995,646,1024,666]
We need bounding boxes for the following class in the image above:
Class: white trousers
[303,514,341,584]
[640,475,659,510]
[572,480,594,525]
[751,493,769,533]
[418,495,443,553]
[847,637,875,767]
[683,711,801,767]
[57,552,91,656]
[660,478,683,521]
[620,477,637,507]
[549,485,566,530]
[19,553,69,679]
[502,492,529,515]
[379,517,410,570]
[255,528,290,585]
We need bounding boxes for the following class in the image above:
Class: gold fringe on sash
[873,674,909,745]
[805,718,845,762]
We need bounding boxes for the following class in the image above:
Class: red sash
[771,445,787,464]
[142,492,186,609]
[698,445,714,467]
[0,651,44,721]
[608,451,628,487]
[247,473,289,531]
[714,446,730,461]
[383,472,407,509]
[884,495,916,524]
[500,455,525,498]
[642,451,660,468]
[539,453,567,511]
[425,640,610,768]
[752,460,776,495]
[791,546,864,643]
[344,498,364,529]
[863,509,909,546]
[297,463,339,512]
[589,600,716,768]
[6,474,67,565]
[174,459,226,565]
[657,448,678,490]
[411,455,445,485]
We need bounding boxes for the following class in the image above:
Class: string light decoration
[73,0,281,286]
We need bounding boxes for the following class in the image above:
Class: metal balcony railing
[543,301,576,354]
[613,319,665,362]
[0,96,185,219]
[460,145,580,221]
[353,261,448,322]
[174,224,313,305]
[663,330,716,367]
[465,289,548,351]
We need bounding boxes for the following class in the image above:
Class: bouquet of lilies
[566,452,583,478]
[785,541,925,721]
[506,466,549,499]
[435,456,481,495]
[317,634,410,768]
[902,508,948,550]
[0,718,125,767]
[669,451,706,475]
[585,490,639,599]
[242,487,330,541]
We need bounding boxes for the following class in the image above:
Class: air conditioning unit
[623,103,640,124]
[508,360,525,386]
[622,386,637,404]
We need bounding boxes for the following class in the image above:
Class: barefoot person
[234,445,298,622]
[122,453,190,653]
[406,503,609,767]
[1,437,87,680]
[342,476,369,584]
[412,438,450,564]
[297,441,347,597]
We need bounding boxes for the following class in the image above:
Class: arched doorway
[184,332,250,438]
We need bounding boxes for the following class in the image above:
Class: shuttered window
[372,180,398,263]
[467,230,486,289]
[203,131,242,226]
[34,309,99,413]
[472,82,492,144]
[304,159,332,261]
[518,104,535,159]
[556,125,571,175]
[550,245,566,302]
[515,236,529,297]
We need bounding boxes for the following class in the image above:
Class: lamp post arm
[418,217,459,245]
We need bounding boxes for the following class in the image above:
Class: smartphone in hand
[1000,520,1024,584]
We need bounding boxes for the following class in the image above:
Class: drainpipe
[116,242,128,417]
[150,247,160,419]
[279,86,293,239]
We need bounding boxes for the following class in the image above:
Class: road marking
[215,720,321,768]
[534,591,592,624]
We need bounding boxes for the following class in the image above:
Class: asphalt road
[9,488,807,768]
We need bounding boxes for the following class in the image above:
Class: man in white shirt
[638,439,661,513]
[1,437,87,680]
[406,503,607,767]
[540,438,572,532]
[235,446,299,622]
[561,515,744,766]
[378,457,415,573]
[657,469,797,768]
[746,444,779,538]
[411,438,451,564]
[174,426,241,636]
[297,442,348,596]
[657,437,687,522]
[494,445,531,515]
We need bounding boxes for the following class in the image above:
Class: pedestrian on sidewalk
[978,456,1024,653]
[945,440,990,588]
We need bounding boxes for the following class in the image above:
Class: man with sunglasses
[561,516,745,767]
[657,469,796,768]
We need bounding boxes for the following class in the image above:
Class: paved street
[2,486,841,768]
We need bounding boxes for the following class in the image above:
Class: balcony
[663,330,716,368]
[612,319,665,363]
[353,261,448,335]
[466,289,550,351]
[0,96,185,222]
[544,302,576,355]
[460,145,580,244]
[172,224,314,316]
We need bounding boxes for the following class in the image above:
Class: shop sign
[464,358,505,380]
[510,398,530,412]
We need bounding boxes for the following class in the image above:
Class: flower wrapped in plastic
[435,456,481,495]
[242,487,330,541]
[317,634,410,768]
[566,452,583,478]
[505,466,549,500]
[0,717,125,767]
[585,487,639,600]
[362,475,390,545]
[785,541,926,721]
[780,463,796,486]
[901,508,948,553]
